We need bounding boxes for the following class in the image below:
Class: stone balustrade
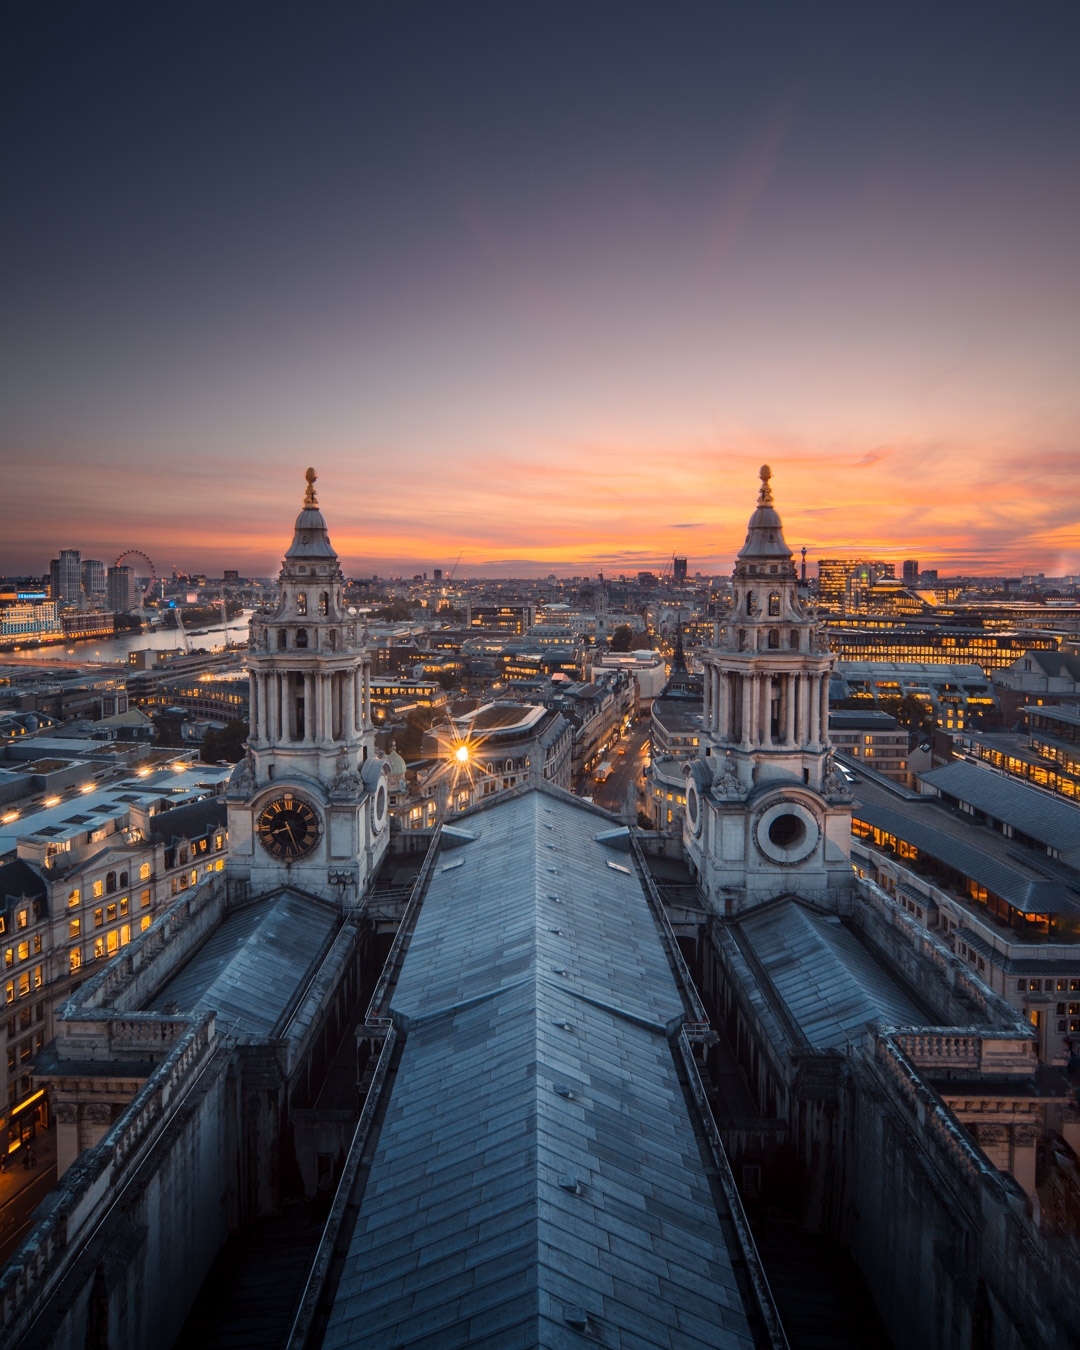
[870,1030,1007,1195]
[0,1012,218,1334]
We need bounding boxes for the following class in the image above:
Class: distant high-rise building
[50,549,82,606]
[673,556,688,583]
[81,559,106,603]
[902,559,919,585]
[107,565,136,613]
[433,568,443,581]
[817,558,895,610]
[223,569,240,586]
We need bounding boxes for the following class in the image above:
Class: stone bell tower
[683,466,853,914]
[225,468,390,905]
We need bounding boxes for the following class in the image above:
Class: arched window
[319,592,330,615]
[746,591,756,615]
[106,871,117,894]
[328,629,338,650]
[738,629,747,650]
[768,592,780,617]
[296,628,309,649]
[789,630,800,650]
[296,592,307,616]
[768,628,780,649]
[277,629,287,650]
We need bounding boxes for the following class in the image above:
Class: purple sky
[2,3,1078,577]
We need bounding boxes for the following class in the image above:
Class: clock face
[256,794,320,861]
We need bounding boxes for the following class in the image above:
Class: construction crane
[446,551,464,582]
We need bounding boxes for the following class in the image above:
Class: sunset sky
[2,4,1079,578]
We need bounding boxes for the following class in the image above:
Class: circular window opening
[768,814,806,849]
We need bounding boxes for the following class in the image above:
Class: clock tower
[683,466,853,914]
[225,468,390,905]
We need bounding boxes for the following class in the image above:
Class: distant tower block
[902,559,919,585]
[673,557,688,583]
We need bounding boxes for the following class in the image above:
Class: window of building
[92,880,103,899]
[296,628,309,648]
[2,950,9,970]
[105,903,117,923]
[68,888,80,907]
[768,593,780,617]
[94,908,104,928]
[106,871,116,894]
[16,941,28,963]
[120,925,131,946]
[277,629,287,650]
[319,592,329,615]
[4,983,12,1004]
[69,948,81,973]
[140,862,151,881]
[296,591,307,616]
[140,889,151,909]
[69,918,80,939]
[17,973,29,998]
[16,910,27,929]
[119,898,129,917]
[106,930,119,955]
[94,937,105,959]
[141,915,152,932]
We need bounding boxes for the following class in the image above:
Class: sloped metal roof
[324,791,758,1350]
[733,900,929,1050]
[921,760,1080,862]
[851,794,1074,917]
[145,890,338,1042]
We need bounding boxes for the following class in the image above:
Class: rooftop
[732,899,931,1050]
[851,773,1080,923]
[144,890,339,1042]
[921,760,1080,864]
[324,791,762,1349]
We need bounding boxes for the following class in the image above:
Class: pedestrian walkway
[0,1124,58,1268]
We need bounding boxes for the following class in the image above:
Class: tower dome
[736,466,795,571]
[284,468,339,563]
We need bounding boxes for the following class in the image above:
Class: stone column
[343,668,355,742]
[740,673,753,749]
[301,673,314,744]
[761,675,773,747]
[820,673,831,748]
[808,673,822,748]
[363,662,372,727]
[703,665,712,729]
[785,672,797,744]
[715,670,726,739]
[798,671,810,748]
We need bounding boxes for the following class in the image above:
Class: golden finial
[304,466,318,507]
[758,463,774,506]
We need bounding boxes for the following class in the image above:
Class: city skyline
[2,5,1079,576]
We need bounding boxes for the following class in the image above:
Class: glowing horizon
[2,8,1078,579]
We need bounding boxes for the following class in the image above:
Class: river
[1,614,252,667]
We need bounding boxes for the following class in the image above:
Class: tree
[610,625,636,652]
[201,719,249,763]
[878,695,934,733]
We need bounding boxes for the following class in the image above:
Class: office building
[817,557,895,609]
[48,550,82,608]
[106,565,136,613]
